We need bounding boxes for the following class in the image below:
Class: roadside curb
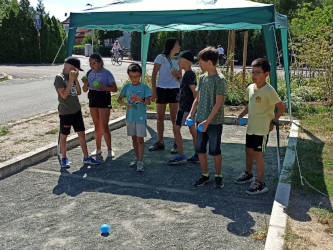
[0,116,126,180]
[264,120,299,250]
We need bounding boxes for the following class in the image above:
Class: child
[187,47,227,188]
[235,58,285,195]
[117,63,152,172]
[168,51,199,165]
[81,54,118,161]
[54,57,100,168]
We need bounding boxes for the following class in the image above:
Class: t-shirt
[196,73,227,125]
[54,73,81,115]
[154,54,180,89]
[120,83,152,124]
[179,70,197,112]
[246,83,281,136]
[86,67,115,91]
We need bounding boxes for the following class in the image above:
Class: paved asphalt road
[0,120,289,250]
[0,57,153,124]
[0,56,286,124]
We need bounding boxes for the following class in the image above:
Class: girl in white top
[149,39,182,152]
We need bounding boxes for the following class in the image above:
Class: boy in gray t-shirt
[187,47,227,189]
[54,57,99,168]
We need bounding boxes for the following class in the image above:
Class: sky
[29,0,112,21]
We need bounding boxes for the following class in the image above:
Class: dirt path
[0,104,125,162]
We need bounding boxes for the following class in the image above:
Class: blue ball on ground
[100,224,110,235]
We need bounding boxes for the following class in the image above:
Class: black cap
[175,51,194,63]
[64,57,83,71]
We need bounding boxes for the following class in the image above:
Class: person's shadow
[52,123,283,237]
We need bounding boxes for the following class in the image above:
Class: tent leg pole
[242,30,248,84]
[226,30,232,72]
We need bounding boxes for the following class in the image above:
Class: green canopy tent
[66,0,291,117]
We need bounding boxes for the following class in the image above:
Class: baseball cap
[64,57,83,71]
[175,50,194,63]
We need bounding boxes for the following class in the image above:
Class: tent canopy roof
[69,0,288,33]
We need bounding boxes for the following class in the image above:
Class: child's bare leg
[189,125,197,154]
[77,131,88,158]
[137,137,145,162]
[213,154,222,175]
[253,151,265,182]
[245,147,254,174]
[132,136,139,159]
[174,125,184,155]
[60,134,67,158]
[199,153,208,174]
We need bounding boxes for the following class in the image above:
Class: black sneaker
[246,179,269,195]
[149,141,165,151]
[234,172,254,184]
[215,177,224,189]
[194,175,210,187]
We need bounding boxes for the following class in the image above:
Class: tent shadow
[286,124,332,222]
[52,130,283,237]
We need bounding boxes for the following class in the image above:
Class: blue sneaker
[168,155,187,165]
[187,154,200,163]
[61,157,70,169]
[83,156,100,165]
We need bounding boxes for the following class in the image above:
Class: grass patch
[250,222,269,241]
[45,128,58,135]
[309,207,333,225]
[0,126,9,136]
[284,223,300,244]
[290,103,333,197]
[14,139,35,145]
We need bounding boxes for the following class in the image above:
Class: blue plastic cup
[100,224,110,235]
[185,119,193,126]
[238,117,246,126]
[197,124,204,132]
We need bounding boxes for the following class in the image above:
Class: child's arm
[270,101,285,131]
[151,63,161,102]
[236,106,248,124]
[57,74,75,99]
[144,96,151,105]
[189,85,198,99]
[117,94,133,108]
[75,79,81,95]
[198,94,224,132]
[187,95,199,120]
[96,82,118,92]
[82,78,88,92]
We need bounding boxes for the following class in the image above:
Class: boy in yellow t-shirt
[235,58,285,195]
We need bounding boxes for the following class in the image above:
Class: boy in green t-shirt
[187,47,227,189]
[235,58,285,195]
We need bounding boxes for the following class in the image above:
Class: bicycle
[111,50,123,65]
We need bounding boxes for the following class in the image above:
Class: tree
[97,30,123,45]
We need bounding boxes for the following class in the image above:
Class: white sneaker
[90,149,102,156]
[107,149,115,158]
[136,161,144,172]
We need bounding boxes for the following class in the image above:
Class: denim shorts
[196,124,223,155]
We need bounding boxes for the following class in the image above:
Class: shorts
[156,87,179,104]
[88,90,112,109]
[126,122,147,137]
[59,110,85,136]
[196,124,223,156]
[246,134,269,152]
